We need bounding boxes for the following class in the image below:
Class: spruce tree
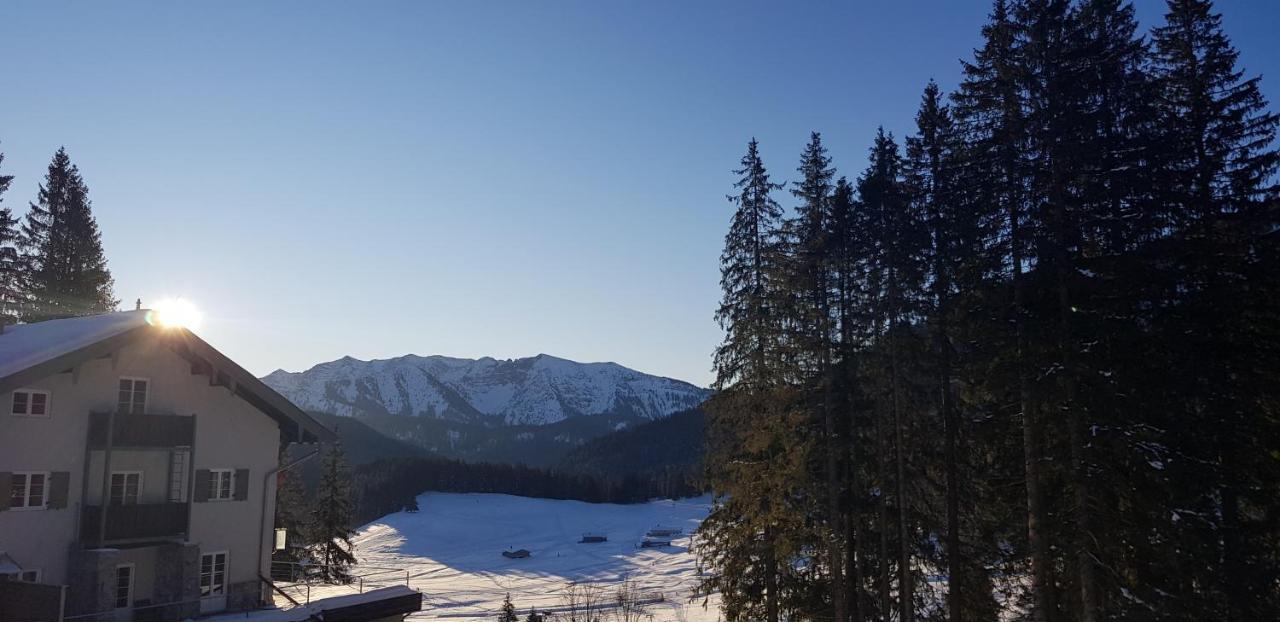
[21,147,116,322]
[698,138,792,622]
[826,175,876,621]
[904,80,968,622]
[696,2,1280,620]
[0,147,18,324]
[783,132,845,622]
[498,593,518,622]
[311,442,357,582]
[859,128,926,622]
[952,2,1059,618]
[1149,0,1280,618]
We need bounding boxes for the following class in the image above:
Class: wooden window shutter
[234,469,249,501]
[194,469,211,502]
[0,472,10,511]
[48,472,70,509]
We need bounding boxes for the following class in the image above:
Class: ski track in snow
[295,493,723,621]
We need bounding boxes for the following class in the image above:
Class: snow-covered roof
[0,552,23,574]
[0,310,334,443]
[200,585,421,621]
[0,310,150,381]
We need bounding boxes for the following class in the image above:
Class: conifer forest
[695,1,1279,620]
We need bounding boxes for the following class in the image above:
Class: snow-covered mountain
[261,354,710,426]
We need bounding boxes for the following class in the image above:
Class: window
[110,472,142,506]
[169,448,190,503]
[11,390,50,417]
[199,552,227,597]
[117,378,148,414]
[9,472,48,509]
[18,569,41,583]
[114,564,134,609]
[209,469,234,501]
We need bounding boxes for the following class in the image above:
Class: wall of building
[0,330,282,616]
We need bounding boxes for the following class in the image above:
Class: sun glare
[150,298,203,330]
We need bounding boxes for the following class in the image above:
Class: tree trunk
[878,403,891,622]
[848,383,865,622]
[765,532,780,622]
[940,312,961,622]
[1220,438,1244,622]
[826,361,848,622]
[890,327,913,622]
[850,489,864,622]
[1057,255,1096,622]
[1012,192,1054,622]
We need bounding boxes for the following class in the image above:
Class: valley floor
[289,492,723,621]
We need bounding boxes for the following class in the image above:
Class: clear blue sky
[1,1,1276,387]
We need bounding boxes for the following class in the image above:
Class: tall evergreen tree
[498,593,518,622]
[699,139,792,622]
[1148,0,1280,618]
[311,442,357,582]
[826,174,878,622]
[904,80,968,622]
[0,146,18,324]
[783,132,846,622]
[952,2,1059,618]
[856,128,925,622]
[21,147,115,321]
[699,2,1280,620]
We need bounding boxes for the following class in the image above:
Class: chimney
[135,298,142,311]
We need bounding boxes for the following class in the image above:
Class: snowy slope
[262,354,710,426]
[290,493,722,621]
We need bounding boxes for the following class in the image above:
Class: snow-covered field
[292,493,723,621]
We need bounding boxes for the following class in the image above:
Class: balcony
[87,412,194,448]
[80,502,189,545]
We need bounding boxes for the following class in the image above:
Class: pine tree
[0,146,18,324]
[696,2,1280,620]
[1149,0,1280,618]
[712,138,787,393]
[311,442,357,582]
[904,80,968,622]
[827,174,886,622]
[21,147,116,322]
[498,593,518,622]
[783,132,845,622]
[698,138,793,622]
[952,2,1060,618]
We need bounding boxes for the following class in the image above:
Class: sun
[150,298,203,330]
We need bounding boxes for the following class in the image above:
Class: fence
[268,560,411,607]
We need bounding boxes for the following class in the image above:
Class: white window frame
[199,551,228,597]
[11,389,51,418]
[117,377,150,415]
[209,469,234,501]
[114,563,135,609]
[110,471,143,506]
[18,569,41,583]
[9,471,50,510]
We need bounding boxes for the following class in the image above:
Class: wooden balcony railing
[87,412,194,448]
[80,502,189,545]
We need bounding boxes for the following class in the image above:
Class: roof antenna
[136,298,142,311]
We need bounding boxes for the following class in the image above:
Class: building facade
[0,310,334,621]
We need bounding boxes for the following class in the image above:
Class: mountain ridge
[262,352,710,427]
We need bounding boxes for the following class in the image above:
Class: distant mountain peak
[262,353,711,426]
